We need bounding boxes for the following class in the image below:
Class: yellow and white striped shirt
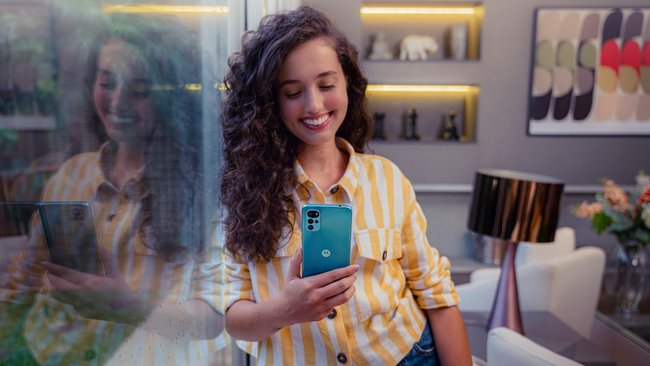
[224,138,459,365]
[1,142,225,365]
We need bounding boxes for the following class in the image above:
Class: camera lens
[307,210,320,218]
[308,219,313,224]
[307,225,314,230]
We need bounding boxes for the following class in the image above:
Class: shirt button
[382,250,388,261]
[337,352,347,364]
[327,309,337,319]
[330,185,340,194]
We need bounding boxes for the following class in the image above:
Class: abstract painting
[528,7,650,136]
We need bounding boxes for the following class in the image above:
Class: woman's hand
[41,250,152,325]
[273,249,358,327]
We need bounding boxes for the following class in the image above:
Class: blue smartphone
[38,202,105,275]
[301,203,352,277]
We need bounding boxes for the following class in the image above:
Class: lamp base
[486,240,523,334]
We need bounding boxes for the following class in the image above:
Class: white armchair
[487,327,582,366]
[469,227,577,283]
[457,242,606,339]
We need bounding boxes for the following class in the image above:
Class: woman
[0,13,224,365]
[221,6,472,366]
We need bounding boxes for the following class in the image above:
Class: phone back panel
[39,202,104,275]
[301,204,352,277]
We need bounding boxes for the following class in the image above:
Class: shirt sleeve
[399,178,459,309]
[222,249,254,313]
[189,226,224,313]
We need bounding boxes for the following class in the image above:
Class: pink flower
[573,201,603,218]
[602,180,632,212]
[638,186,650,206]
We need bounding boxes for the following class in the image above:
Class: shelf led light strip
[367,85,475,93]
[360,6,476,15]
[102,4,229,14]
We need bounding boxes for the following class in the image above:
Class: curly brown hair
[221,6,373,262]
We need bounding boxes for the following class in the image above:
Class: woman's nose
[305,88,324,114]
[111,83,132,114]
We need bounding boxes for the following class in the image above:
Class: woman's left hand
[41,252,153,325]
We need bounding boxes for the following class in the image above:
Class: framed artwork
[527,7,650,136]
[0,1,56,130]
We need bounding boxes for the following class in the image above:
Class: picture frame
[527,7,650,136]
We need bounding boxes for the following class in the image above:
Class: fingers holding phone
[278,253,359,325]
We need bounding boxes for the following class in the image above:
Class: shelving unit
[366,84,479,142]
[360,2,484,61]
[356,2,484,143]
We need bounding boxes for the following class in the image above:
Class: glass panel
[0,0,239,364]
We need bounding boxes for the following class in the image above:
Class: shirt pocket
[352,228,403,322]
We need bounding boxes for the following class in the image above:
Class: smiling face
[93,38,156,145]
[277,37,348,149]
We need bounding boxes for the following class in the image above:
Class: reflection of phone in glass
[38,202,104,275]
[301,204,352,277]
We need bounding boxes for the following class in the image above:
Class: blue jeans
[397,322,440,366]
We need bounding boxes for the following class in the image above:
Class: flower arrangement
[573,171,650,245]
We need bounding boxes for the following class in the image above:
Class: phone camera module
[307,224,314,230]
[307,210,320,218]
[308,219,314,224]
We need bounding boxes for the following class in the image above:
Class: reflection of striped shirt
[224,138,459,365]
[1,142,224,365]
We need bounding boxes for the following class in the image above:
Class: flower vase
[612,240,649,315]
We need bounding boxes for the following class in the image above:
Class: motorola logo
[321,249,331,258]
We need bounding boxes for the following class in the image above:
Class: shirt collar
[94,141,148,200]
[293,137,360,200]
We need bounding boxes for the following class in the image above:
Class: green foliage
[591,211,612,234]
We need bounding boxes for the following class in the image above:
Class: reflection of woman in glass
[0,14,224,365]
[221,7,471,366]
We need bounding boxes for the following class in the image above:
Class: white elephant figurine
[399,35,439,61]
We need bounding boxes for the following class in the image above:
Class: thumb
[288,248,303,280]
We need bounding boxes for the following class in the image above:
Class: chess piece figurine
[372,112,387,140]
[440,110,460,140]
[368,33,393,60]
[404,108,420,140]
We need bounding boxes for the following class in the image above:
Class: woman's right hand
[273,249,358,327]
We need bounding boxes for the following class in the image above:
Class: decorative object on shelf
[528,7,650,136]
[403,108,420,140]
[450,24,468,60]
[467,169,564,334]
[399,34,438,61]
[372,112,387,140]
[440,110,460,140]
[573,170,650,314]
[368,32,393,60]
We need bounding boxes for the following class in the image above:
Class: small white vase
[450,25,467,60]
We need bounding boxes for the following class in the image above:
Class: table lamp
[467,169,564,334]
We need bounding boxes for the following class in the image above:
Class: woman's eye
[285,90,301,98]
[131,82,151,97]
[320,84,335,90]
[99,82,116,90]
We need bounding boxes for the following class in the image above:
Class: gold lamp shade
[467,169,564,334]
